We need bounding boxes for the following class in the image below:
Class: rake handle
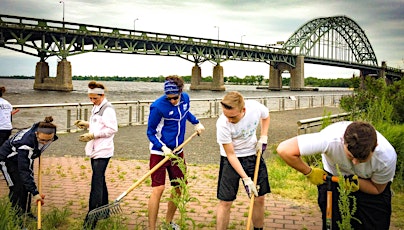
[323,175,339,183]
[246,149,262,230]
[115,131,199,201]
[37,156,42,230]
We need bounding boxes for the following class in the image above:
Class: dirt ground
[47,106,344,164]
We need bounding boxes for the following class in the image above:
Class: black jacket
[0,122,58,195]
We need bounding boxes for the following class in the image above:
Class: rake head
[86,201,122,224]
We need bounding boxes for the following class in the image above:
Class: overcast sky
[0,0,403,79]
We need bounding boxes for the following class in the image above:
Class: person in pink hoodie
[75,81,118,229]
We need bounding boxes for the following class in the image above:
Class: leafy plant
[165,154,198,229]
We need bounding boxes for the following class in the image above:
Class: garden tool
[246,149,262,230]
[37,156,42,230]
[323,175,339,230]
[86,131,199,223]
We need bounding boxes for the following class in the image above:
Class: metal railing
[297,112,351,134]
[11,94,346,133]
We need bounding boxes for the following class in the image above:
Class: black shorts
[217,155,271,201]
[318,175,392,230]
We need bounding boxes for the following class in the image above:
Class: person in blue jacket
[0,116,58,219]
[146,75,205,229]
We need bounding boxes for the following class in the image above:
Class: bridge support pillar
[269,64,282,90]
[290,55,304,90]
[189,64,225,91]
[34,60,73,91]
[212,64,225,91]
[190,65,202,90]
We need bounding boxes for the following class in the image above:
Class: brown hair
[38,116,57,134]
[220,91,245,111]
[0,86,5,97]
[165,75,184,92]
[343,121,377,160]
[88,81,106,95]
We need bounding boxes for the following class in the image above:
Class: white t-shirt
[216,100,269,157]
[0,98,13,130]
[297,121,397,184]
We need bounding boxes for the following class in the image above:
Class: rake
[86,131,199,223]
[246,149,262,229]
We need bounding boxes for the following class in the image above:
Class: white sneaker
[170,222,180,230]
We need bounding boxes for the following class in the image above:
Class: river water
[0,78,352,105]
[0,78,352,131]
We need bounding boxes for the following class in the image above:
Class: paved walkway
[0,156,322,229]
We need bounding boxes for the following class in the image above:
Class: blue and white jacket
[0,123,58,195]
[147,92,199,155]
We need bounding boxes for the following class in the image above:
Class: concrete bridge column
[290,55,304,90]
[269,64,282,90]
[211,64,225,91]
[190,65,202,90]
[34,61,49,88]
[34,59,73,91]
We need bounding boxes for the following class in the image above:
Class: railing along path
[11,94,345,133]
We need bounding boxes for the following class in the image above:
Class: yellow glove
[305,167,327,185]
[194,123,205,135]
[79,133,94,142]
[74,120,89,129]
[344,175,359,192]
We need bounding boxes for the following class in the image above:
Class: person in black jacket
[0,116,58,218]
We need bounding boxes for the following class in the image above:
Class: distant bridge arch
[269,16,382,90]
[284,15,378,65]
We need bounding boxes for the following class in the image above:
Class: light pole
[59,0,65,24]
[214,26,220,41]
[134,18,139,31]
[241,34,246,43]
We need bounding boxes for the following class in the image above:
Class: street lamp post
[214,26,220,41]
[59,0,65,25]
[134,18,139,31]
[241,34,246,43]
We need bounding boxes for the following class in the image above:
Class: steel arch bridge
[283,15,378,66]
[0,14,402,91]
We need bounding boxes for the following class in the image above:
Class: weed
[165,154,198,229]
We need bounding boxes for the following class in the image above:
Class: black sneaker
[25,213,37,221]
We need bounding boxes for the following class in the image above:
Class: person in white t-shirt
[0,86,17,146]
[277,121,397,230]
[216,91,271,230]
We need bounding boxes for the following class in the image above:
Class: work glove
[255,136,268,154]
[305,167,327,186]
[79,133,94,142]
[161,146,175,158]
[74,120,89,129]
[344,175,359,192]
[242,177,258,198]
[194,123,205,135]
[33,194,45,206]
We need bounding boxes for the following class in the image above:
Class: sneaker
[170,222,180,230]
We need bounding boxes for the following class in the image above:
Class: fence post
[67,109,71,133]
[129,106,133,126]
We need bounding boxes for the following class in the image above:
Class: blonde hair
[220,91,245,111]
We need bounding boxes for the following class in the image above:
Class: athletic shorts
[217,155,271,201]
[149,152,186,187]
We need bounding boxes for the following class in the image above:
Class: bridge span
[0,14,402,91]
